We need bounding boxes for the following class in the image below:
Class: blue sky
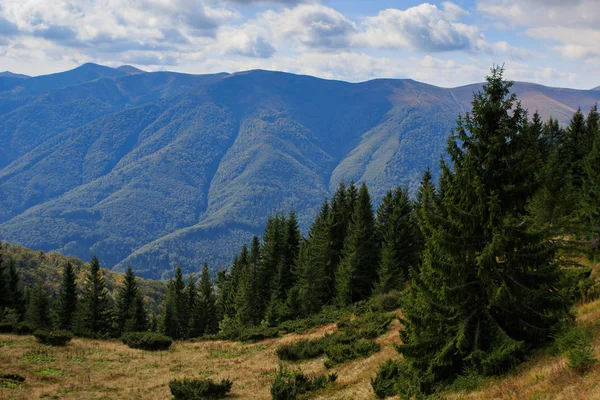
[0,0,598,88]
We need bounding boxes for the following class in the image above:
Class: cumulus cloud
[0,0,237,64]
[218,24,275,58]
[263,4,357,49]
[357,4,475,52]
[478,0,600,61]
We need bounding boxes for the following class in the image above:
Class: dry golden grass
[0,320,402,400]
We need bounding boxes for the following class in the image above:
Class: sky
[0,0,598,88]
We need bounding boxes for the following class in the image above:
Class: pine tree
[330,182,352,278]
[581,121,600,260]
[215,268,231,322]
[398,67,571,392]
[236,237,262,326]
[185,274,197,337]
[375,186,419,294]
[80,255,111,336]
[258,215,285,317]
[0,242,8,313]
[561,108,591,190]
[130,292,148,333]
[58,262,78,330]
[115,266,141,335]
[277,211,301,298]
[224,249,246,319]
[335,183,379,305]
[198,262,218,335]
[7,259,25,318]
[161,265,187,339]
[26,284,52,330]
[296,239,328,315]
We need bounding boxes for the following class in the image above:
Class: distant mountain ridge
[1,64,599,279]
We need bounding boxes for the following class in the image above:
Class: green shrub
[270,366,336,400]
[275,340,324,362]
[237,326,279,343]
[371,359,403,399]
[34,330,73,346]
[0,373,25,389]
[367,291,403,313]
[169,378,233,399]
[567,337,596,375]
[323,334,380,368]
[338,312,394,340]
[122,332,172,351]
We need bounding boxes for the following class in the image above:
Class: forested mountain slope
[1,64,598,278]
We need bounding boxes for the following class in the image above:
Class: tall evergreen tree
[236,237,262,326]
[398,67,571,392]
[224,248,246,319]
[58,262,78,330]
[161,265,187,339]
[581,121,600,260]
[330,182,352,277]
[7,259,25,318]
[335,183,379,305]
[198,262,218,335]
[0,242,8,314]
[276,211,301,298]
[258,215,285,317]
[560,108,590,189]
[80,255,111,336]
[115,266,141,335]
[26,284,52,329]
[185,274,198,337]
[375,186,419,293]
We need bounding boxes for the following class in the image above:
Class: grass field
[2,299,600,399]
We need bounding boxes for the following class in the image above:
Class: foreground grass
[0,319,402,399]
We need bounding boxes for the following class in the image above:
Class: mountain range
[1,63,599,279]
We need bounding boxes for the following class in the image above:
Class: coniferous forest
[1,67,600,398]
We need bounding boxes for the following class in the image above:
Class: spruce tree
[258,215,285,317]
[80,255,111,336]
[58,262,78,330]
[560,108,590,190]
[276,211,301,298]
[375,186,419,294]
[130,292,148,333]
[26,284,52,329]
[0,242,8,313]
[7,259,25,318]
[161,265,187,339]
[199,262,218,335]
[398,67,571,392]
[330,182,352,277]
[335,183,379,305]
[185,274,198,337]
[580,122,600,260]
[225,249,246,319]
[115,266,141,335]
[236,237,262,326]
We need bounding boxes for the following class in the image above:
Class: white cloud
[442,1,469,21]
[217,24,275,58]
[262,4,357,49]
[478,0,600,61]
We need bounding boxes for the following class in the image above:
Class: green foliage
[197,262,219,336]
[169,377,233,399]
[276,340,324,362]
[336,183,379,306]
[33,330,73,346]
[78,255,112,337]
[58,262,78,330]
[0,373,25,389]
[116,266,148,335]
[270,366,336,400]
[566,338,596,375]
[121,331,172,351]
[162,265,188,340]
[322,334,380,368]
[26,284,52,330]
[371,359,403,399]
[398,66,572,393]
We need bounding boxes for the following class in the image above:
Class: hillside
[1,243,166,313]
[1,298,600,399]
[1,64,599,278]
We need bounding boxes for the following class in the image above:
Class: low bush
[322,334,380,368]
[169,377,233,399]
[0,322,14,333]
[34,330,73,346]
[13,322,36,335]
[337,312,394,339]
[275,340,324,362]
[371,359,403,399]
[366,291,403,313]
[270,366,336,400]
[0,373,25,389]
[567,336,596,375]
[122,332,172,351]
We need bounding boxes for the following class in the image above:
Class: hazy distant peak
[0,71,30,79]
[117,65,146,74]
